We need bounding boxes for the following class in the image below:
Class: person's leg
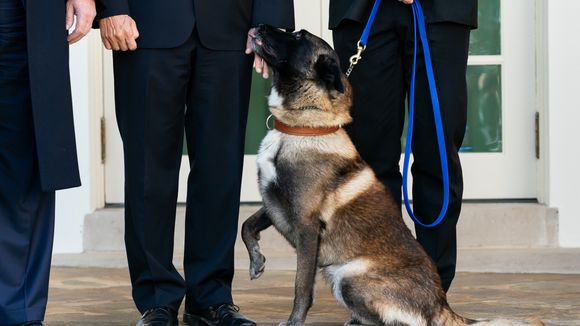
[182,31,252,310]
[0,0,55,323]
[404,22,471,292]
[332,1,410,205]
[112,35,195,313]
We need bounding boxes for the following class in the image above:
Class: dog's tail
[462,319,544,326]
[434,305,544,326]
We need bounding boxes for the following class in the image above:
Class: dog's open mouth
[249,31,263,48]
[250,26,288,68]
[251,33,275,65]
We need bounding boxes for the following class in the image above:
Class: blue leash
[347,0,450,228]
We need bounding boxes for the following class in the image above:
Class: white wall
[546,1,580,247]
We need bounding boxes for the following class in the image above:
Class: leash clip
[349,41,366,65]
[346,41,366,77]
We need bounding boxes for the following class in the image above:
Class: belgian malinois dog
[242,25,543,326]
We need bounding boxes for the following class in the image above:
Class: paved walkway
[44,268,580,325]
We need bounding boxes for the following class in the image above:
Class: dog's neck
[268,86,352,128]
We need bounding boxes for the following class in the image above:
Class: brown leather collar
[274,119,340,136]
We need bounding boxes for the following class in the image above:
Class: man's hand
[99,15,140,51]
[246,27,269,79]
[66,0,96,44]
[399,0,414,4]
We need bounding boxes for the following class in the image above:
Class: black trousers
[0,0,56,324]
[113,30,253,313]
[333,1,470,291]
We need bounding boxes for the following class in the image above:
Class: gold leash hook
[346,41,366,77]
[349,41,366,66]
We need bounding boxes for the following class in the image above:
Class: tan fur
[269,77,353,128]
[320,167,375,225]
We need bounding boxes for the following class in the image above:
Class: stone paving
[43,268,580,326]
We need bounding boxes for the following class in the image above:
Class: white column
[546,0,580,247]
[53,32,104,253]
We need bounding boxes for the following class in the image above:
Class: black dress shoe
[137,307,178,326]
[183,303,256,326]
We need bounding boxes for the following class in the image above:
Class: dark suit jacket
[329,0,478,30]
[22,0,81,191]
[96,0,295,49]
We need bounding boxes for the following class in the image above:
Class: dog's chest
[256,130,298,237]
[256,130,283,189]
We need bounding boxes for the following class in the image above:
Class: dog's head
[251,25,352,128]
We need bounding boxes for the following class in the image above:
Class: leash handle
[402,0,450,228]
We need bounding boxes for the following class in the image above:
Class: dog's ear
[314,54,345,94]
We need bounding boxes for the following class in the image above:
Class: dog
[242,25,543,326]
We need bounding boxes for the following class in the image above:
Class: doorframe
[88,32,106,210]
[534,0,549,205]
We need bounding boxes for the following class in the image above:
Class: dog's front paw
[249,252,266,280]
[344,316,375,326]
[344,318,365,326]
[278,322,304,326]
[344,319,360,326]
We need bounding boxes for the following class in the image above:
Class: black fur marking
[315,54,345,93]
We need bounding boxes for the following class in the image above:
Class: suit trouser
[112,29,253,313]
[0,0,56,323]
[332,1,470,291]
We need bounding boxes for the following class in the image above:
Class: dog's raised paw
[249,253,266,280]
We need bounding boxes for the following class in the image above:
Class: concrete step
[77,203,573,273]
[52,248,580,274]
[84,203,559,254]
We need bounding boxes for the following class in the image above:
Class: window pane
[469,0,501,55]
[244,72,271,155]
[194,66,502,156]
[461,65,502,152]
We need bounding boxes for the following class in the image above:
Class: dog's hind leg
[334,275,382,326]
[242,207,272,280]
[337,275,427,326]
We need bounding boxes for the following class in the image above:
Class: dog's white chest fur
[256,130,295,235]
[256,130,282,190]
[256,87,285,190]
